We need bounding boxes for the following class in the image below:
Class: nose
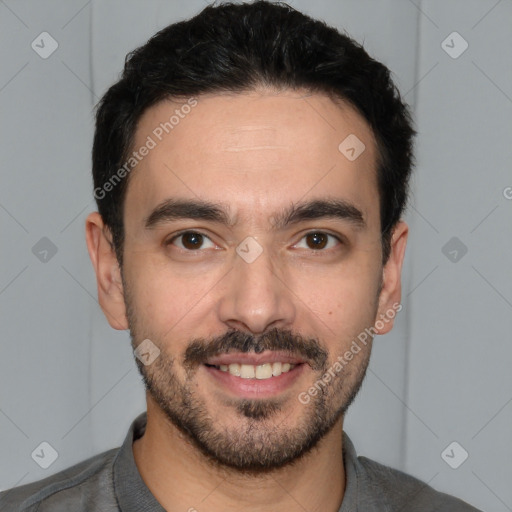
[216,247,297,334]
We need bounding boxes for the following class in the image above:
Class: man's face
[117,90,399,471]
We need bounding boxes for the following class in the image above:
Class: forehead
[125,89,379,229]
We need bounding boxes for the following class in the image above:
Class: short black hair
[92,0,415,267]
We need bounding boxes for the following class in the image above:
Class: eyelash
[166,230,344,252]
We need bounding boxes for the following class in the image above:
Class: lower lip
[202,363,306,399]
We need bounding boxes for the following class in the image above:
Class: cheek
[125,252,219,338]
[296,261,379,320]
[290,262,380,355]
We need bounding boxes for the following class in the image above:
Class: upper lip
[205,350,306,366]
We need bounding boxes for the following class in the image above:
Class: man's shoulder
[0,447,119,512]
[357,455,482,511]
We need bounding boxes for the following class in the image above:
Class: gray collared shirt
[0,412,482,511]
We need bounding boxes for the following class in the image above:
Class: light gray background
[1,0,511,510]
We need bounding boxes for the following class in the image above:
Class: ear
[85,212,129,330]
[374,220,408,335]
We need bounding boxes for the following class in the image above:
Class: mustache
[184,327,328,371]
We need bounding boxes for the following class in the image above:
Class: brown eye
[169,231,215,251]
[305,232,328,249]
[295,232,341,251]
[181,232,204,249]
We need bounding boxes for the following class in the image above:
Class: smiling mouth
[202,352,307,399]
[205,362,299,380]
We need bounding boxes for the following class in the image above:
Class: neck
[133,397,346,512]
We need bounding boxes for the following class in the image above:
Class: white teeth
[228,363,241,376]
[240,364,255,379]
[216,362,297,379]
[255,363,273,379]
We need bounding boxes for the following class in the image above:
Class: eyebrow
[144,198,366,230]
[144,199,233,229]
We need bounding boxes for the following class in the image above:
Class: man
[0,1,482,510]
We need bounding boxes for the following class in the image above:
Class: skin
[85,88,408,512]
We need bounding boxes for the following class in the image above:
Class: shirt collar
[113,412,364,511]
[113,412,165,512]
[339,431,360,511]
